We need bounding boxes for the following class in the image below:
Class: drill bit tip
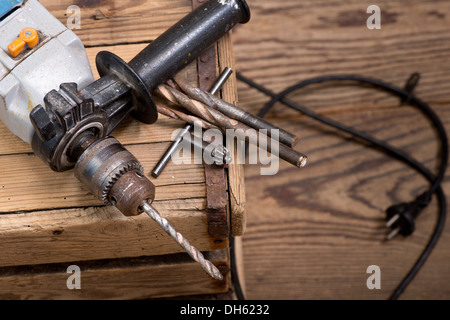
[142,201,223,281]
[298,156,308,168]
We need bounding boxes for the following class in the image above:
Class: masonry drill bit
[174,73,299,148]
[141,200,223,280]
[156,84,308,168]
[156,84,239,129]
[152,68,233,178]
[156,104,218,130]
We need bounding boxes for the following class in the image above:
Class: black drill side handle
[96,0,250,124]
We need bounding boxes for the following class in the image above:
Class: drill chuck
[74,137,155,216]
[73,137,223,279]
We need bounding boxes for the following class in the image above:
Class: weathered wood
[0,250,228,300]
[235,0,450,117]
[41,0,193,46]
[233,0,450,299]
[0,114,185,156]
[218,32,247,237]
[0,143,206,212]
[192,19,229,239]
[239,104,450,300]
[0,0,244,299]
[0,202,230,268]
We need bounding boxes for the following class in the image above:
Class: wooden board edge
[0,250,229,300]
[218,32,247,237]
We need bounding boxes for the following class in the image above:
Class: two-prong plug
[385,192,431,240]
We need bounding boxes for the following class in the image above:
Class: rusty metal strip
[193,0,229,240]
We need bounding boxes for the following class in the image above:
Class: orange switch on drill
[8,27,39,58]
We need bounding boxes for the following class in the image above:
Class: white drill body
[0,0,94,145]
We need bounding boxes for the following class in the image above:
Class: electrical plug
[385,192,430,240]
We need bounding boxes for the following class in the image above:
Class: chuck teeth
[74,137,146,206]
[101,161,144,205]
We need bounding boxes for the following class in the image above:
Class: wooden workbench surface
[234,0,450,300]
[0,0,244,299]
[1,0,448,301]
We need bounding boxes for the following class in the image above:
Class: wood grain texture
[233,0,450,300]
[0,143,206,212]
[235,0,450,117]
[0,0,242,299]
[40,0,193,46]
[0,250,228,300]
[218,32,247,237]
[0,204,228,268]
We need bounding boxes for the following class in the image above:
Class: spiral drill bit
[74,136,223,281]
[156,104,218,130]
[142,200,223,280]
[155,82,308,168]
[152,68,233,178]
[173,72,298,148]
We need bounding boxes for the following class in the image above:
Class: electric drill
[0,0,250,280]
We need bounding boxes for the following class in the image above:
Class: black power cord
[230,235,246,300]
[233,72,448,300]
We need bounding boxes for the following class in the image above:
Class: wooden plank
[0,114,186,156]
[191,18,229,239]
[234,0,450,118]
[0,202,228,268]
[40,0,193,46]
[0,250,228,300]
[218,32,247,237]
[0,143,205,212]
[231,0,450,299]
[239,106,450,300]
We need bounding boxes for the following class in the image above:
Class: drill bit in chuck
[73,136,223,280]
[142,201,223,281]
